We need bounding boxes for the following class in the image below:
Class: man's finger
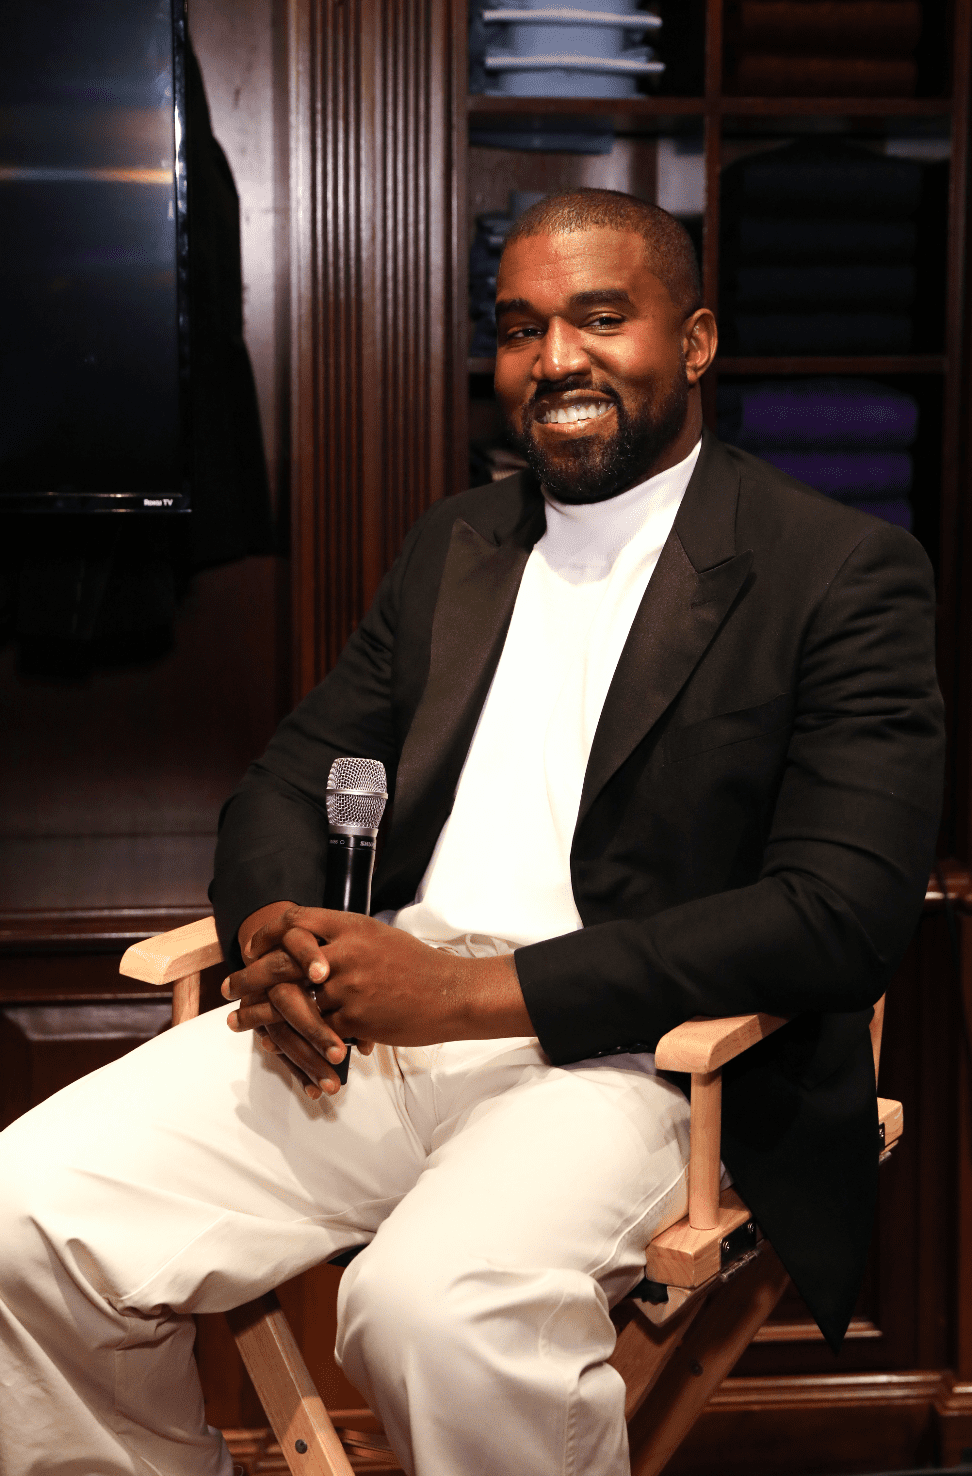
[228,999,281,1032]
[222,948,305,1000]
[280,926,330,985]
[257,1028,327,1099]
[263,1017,345,1096]
[267,982,349,1064]
[247,906,373,963]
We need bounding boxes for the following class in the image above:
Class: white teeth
[539,401,609,424]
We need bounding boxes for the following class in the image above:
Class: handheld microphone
[321,756,388,1083]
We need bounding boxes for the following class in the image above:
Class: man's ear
[682,308,718,384]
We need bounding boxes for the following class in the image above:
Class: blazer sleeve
[514,523,946,1065]
[209,509,434,966]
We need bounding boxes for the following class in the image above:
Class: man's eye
[588,314,623,329]
[503,324,541,341]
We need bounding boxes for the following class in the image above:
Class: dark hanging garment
[12,42,274,675]
[183,42,275,568]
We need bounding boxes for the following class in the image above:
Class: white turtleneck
[388,437,702,949]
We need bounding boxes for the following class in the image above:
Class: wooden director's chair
[120,918,902,1476]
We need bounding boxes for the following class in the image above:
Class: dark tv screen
[0,0,188,512]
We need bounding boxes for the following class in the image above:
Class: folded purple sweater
[719,379,918,449]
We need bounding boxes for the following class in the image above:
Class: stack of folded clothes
[469,209,514,358]
[717,377,918,529]
[719,138,932,356]
[468,191,544,357]
[724,0,923,96]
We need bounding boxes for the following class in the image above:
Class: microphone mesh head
[326,757,388,830]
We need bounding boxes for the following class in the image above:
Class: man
[0,190,944,1476]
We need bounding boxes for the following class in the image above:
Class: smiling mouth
[534,400,614,427]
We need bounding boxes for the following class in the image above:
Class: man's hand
[221,900,362,1100]
[221,904,532,1100]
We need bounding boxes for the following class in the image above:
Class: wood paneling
[0,996,172,1129]
[289,0,467,692]
[669,1372,942,1476]
[0,556,283,919]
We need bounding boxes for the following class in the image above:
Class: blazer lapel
[578,433,754,827]
[383,496,544,891]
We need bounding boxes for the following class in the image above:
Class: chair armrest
[654,1013,788,1074]
[655,1013,787,1232]
[119,916,224,985]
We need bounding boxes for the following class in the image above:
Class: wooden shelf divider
[470,356,947,378]
[468,98,953,123]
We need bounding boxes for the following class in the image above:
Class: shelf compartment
[720,97,953,118]
[716,355,947,376]
[469,97,705,136]
[469,97,953,124]
[468,357,947,378]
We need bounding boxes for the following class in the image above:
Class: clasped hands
[220,902,529,1099]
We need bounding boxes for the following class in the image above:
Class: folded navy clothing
[731,264,915,311]
[470,276,498,309]
[722,139,923,219]
[735,217,917,264]
[731,312,912,354]
[717,379,918,449]
[470,314,498,357]
[759,450,913,499]
[730,0,923,56]
[730,54,916,96]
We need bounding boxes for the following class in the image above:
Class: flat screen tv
[0,0,189,512]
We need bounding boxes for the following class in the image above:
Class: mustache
[526,378,622,417]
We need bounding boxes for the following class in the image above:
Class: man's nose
[532,317,589,383]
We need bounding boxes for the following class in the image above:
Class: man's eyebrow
[569,288,636,310]
[494,287,636,320]
[494,296,532,320]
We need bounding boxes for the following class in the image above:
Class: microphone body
[322,757,388,1083]
[322,833,378,916]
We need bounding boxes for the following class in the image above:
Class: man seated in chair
[0,190,944,1476]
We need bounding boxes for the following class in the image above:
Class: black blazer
[212,431,944,1349]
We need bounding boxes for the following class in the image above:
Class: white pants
[0,1002,690,1476]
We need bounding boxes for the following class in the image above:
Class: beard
[506,365,690,506]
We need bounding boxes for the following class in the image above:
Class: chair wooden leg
[627,1246,790,1476]
[171,972,201,1025]
[225,1294,356,1476]
[610,1293,707,1422]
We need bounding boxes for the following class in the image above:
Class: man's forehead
[496,228,673,309]
[500,224,647,276]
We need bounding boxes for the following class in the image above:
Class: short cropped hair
[502,188,702,318]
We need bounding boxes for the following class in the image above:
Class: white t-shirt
[387,438,702,949]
